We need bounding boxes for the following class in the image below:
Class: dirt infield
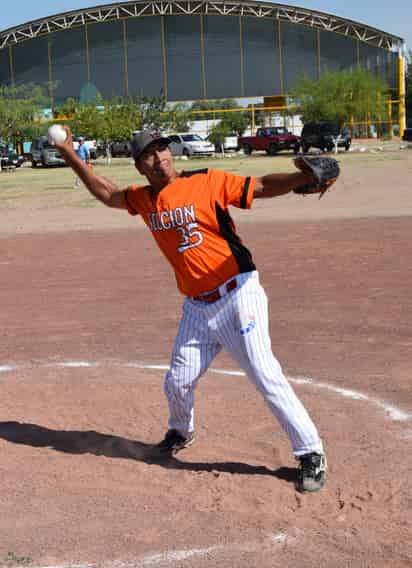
[0,150,411,567]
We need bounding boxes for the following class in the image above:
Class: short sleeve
[209,170,256,210]
[123,186,141,216]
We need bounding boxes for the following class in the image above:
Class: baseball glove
[293,156,340,199]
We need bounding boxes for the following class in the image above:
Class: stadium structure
[0,0,406,131]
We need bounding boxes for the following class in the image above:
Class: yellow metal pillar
[398,51,406,138]
[350,116,355,138]
[251,104,255,134]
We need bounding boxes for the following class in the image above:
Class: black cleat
[155,429,196,456]
[297,452,327,493]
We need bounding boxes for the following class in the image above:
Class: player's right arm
[55,127,127,210]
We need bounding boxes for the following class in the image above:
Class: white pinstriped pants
[164,271,323,456]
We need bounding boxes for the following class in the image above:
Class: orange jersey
[124,168,256,296]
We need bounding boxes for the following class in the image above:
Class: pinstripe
[165,299,221,436]
[221,274,322,455]
[164,271,323,455]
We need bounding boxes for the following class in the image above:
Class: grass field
[0,142,409,212]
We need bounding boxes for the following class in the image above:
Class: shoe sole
[297,472,326,493]
[149,433,196,459]
[172,433,196,455]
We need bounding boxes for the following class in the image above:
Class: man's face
[135,140,175,187]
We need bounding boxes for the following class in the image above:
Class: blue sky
[1,0,411,49]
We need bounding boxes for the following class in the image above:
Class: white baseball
[48,124,67,145]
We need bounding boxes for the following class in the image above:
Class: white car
[206,134,239,153]
[168,133,215,157]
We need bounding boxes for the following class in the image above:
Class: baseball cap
[131,130,171,160]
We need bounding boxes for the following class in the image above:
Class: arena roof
[0,0,404,51]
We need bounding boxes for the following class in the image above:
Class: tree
[190,98,248,136]
[190,99,224,120]
[405,50,412,127]
[164,102,192,132]
[136,94,167,130]
[53,97,78,120]
[69,99,106,139]
[289,68,389,128]
[207,122,230,151]
[218,100,249,136]
[0,83,48,142]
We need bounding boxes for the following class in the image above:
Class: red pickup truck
[238,127,300,156]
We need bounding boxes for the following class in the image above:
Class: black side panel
[216,203,256,273]
[240,177,251,209]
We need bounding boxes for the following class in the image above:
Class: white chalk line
[1,359,410,567]
[22,531,291,568]
[1,359,410,423]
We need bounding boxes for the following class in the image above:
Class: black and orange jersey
[123,168,257,296]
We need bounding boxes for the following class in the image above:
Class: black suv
[300,122,351,153]
[110,140,132,157]
[402,128,412,142]
[0,142,25,169]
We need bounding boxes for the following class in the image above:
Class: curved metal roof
[0,0,404,51]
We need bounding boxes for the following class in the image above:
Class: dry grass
[0,143,410,212]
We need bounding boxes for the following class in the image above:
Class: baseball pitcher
[55,127,339,492]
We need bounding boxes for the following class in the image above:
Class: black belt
[193,278,238,304]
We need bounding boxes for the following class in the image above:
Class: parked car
[206,134,239,153]
[402,128,412,142]
[72,136,97,159]
[109,140,132,157]
[300,122,351,153]
[168,133,215,157]
[31,136,66,167]
[0,142,24,169]
[238,127,300,155]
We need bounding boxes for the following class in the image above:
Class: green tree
[51,94,169,160]
[93,97,142,160]
[0,83,48,142]
[289,68,389,127]
[190,99,248,135]
[190,99,223,120]
[53,97,78,120]
[164,102,192,131]
[69,100,105,139]
[207,122,231,149]
[136,94,167,129]
[220,109,249,136]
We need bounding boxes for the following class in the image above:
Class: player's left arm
[253,172,313,199]
[254,156,340,199]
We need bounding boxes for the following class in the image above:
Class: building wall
[0,15,399,103]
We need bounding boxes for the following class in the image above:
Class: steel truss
[0,0,404,51]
